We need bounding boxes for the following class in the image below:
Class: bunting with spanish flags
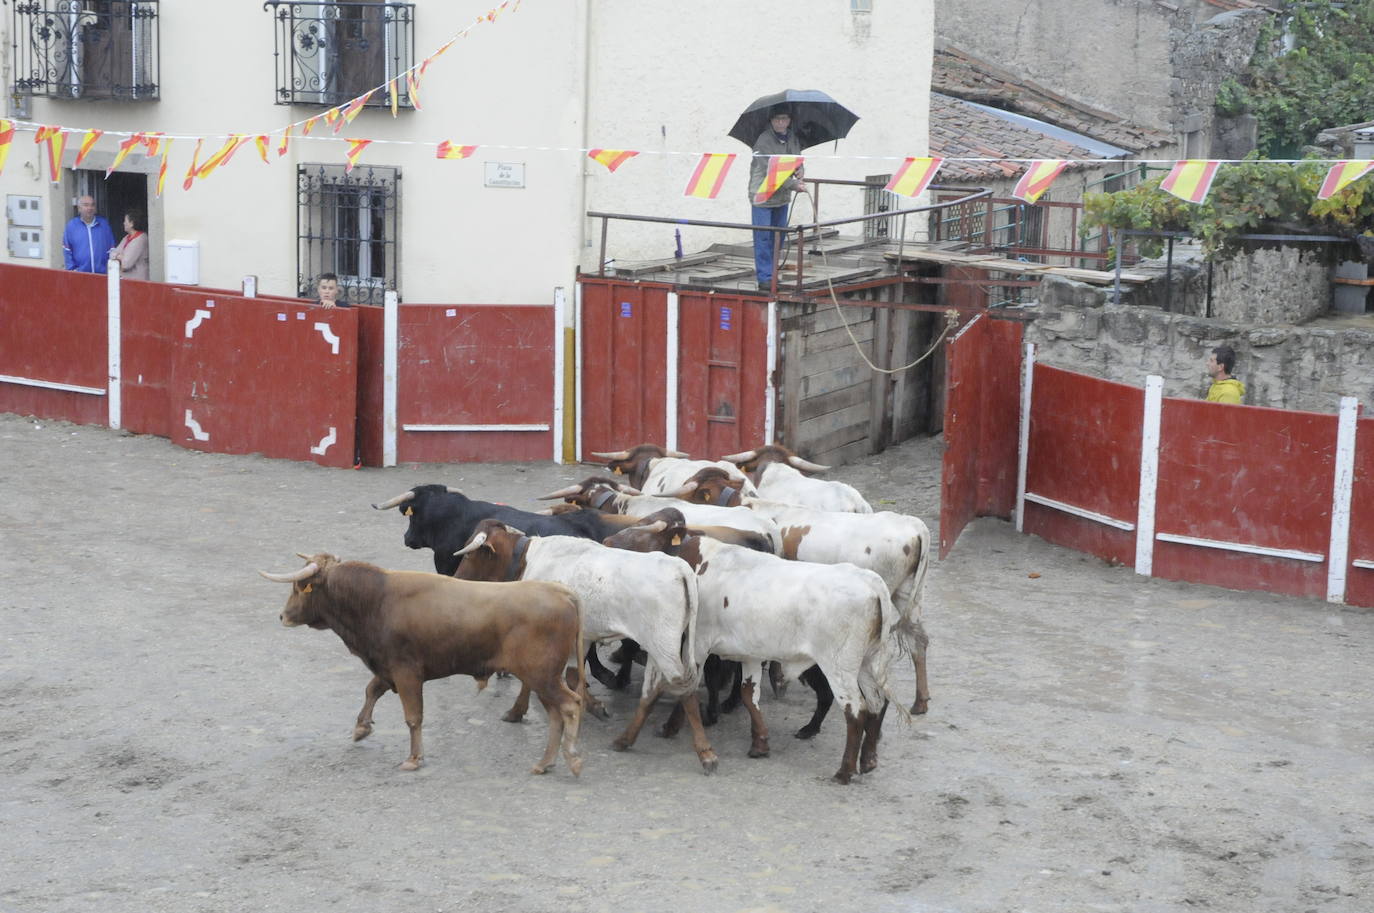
[683,152,736,199]
[1160,160,1221,205]
[1317,160,1374,200]
[322,108,341,132]
[884,156,943,198]
[388,78,399,117]
[156,139,173,196]
[343,138,372,173]
[194,134,250,182]
[753,155,804,204]
[302,115,320,136]
[587,149,638,172]
[107,133,145,177]
[74,129,103,167]
[278,126,292,157]
[182,138,203,191]
[1012,159,1068,204]
[34,126,66,183]
[0,119,13,175]
[436,141,478,159]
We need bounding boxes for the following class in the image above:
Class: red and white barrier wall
[0,263,559,466]
[1016,343,1374,607]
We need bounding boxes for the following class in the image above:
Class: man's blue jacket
[63,216,116,273]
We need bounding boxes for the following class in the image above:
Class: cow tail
[861,584,915,725]
[678,568,700,691]
[902,523,933,621]
[573,591,587,707]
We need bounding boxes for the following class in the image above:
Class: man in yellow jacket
[1205,345,1245,404]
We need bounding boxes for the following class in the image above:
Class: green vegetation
[1083,156,1374,260]
[1224,1,1374,158]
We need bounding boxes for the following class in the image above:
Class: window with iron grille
[298,164,400,306]
[11,0,159,101]
[863,174,895,240]
[266,1,415,108]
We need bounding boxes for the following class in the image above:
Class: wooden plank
[782,327,802,448]
[814,438,872,469]
[869,303,891,453]
[798,303,875,335]
[801,343,871,377]
[804,363,868,399]
[800,380,869,423]
[799,400,869,439]
[805,321,875,355]
[612,252,719,276]
[804,415,871,459]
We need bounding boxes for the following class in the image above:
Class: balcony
[265,1,415,108]
[11,0,160,101]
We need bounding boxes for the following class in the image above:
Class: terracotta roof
[1195,0,1279,11]
[932,45,1174,155]
[929,93,1113,181]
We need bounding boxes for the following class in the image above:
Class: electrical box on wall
[6,195,44,258]
[166,239,200,285]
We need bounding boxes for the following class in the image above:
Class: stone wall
[1026,286,1374,414]
[1170,10,1269,155]
[1210,245,1331,324]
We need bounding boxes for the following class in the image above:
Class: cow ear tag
[671,534,682,545]
[301,583,313,593]
[404,506,413,516]
[703,492,712,502]
[612,467,622,475]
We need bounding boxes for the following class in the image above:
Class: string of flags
[0,0,1369,207]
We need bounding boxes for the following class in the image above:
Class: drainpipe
[575,0,592,267]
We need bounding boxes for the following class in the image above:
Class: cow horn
[634,520,668,533]
[664,482,698,498]
[259,562,319,583]
[664,449,690,458]
[371,490,415,510]
[788,455,830,472]
[719,449,758,463]
[590,450,631,460]
[537,484,585,500]
[453,532,489,557]
[614,482,643,495]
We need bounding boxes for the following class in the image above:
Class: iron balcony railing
[11,0,159,101]
[265,1,415,108]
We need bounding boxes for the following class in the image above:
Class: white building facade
[2,0,932,303]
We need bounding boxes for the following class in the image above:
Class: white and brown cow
[452,519,719,773]
[720,444,873,513]
[262,553,584,775]
[604,522,922,784]
[592,443,758,498]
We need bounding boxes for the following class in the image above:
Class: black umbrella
[728,88,860,150]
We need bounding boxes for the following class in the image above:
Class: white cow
[592,444,758,498]
[605,521,921,784]
[453,519,718,773]
[721,444,872,513]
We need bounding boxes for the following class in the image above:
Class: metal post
[598,217,609,277]
[1165,236,1174,313]
[1113,231,1123,306]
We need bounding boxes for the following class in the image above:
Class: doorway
[74,169,147,239]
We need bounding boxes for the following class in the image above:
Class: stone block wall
[1026,294,1374,414]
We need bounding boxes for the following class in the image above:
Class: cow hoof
[911,698,929,715]
[530,763,549,775]
[794,724,820,740]
[655,725,678,739]
[747,743,770,759]
[568,756,583,777]
[860,757,878,774]
[399,758,421,771]
[588,702,611,721]
[833,770,853,785]
[610,736,631,752]
[352,722,373,741]
[501,710,526,723]
[699,753,719,774]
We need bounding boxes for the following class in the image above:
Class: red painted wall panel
[1343,416,1374,607]
[167,290,358,468]
[393,304,553,464]
[939,315,1024,557]
[676,291,768,458]
[578,279,668,453]
[1152,398,1335,599]
[0,264,108,425]
[356,305,386,469]
[119,279,181,437]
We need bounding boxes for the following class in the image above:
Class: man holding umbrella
[747,105,804,291]
[730,89,859,292]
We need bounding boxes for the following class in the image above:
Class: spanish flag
[255,135,270,163]
[302,115,320,136]
[278,126,292,157]
[587,149,638,173]
[436,141,478,160]
[74,129,103,167]
[344,138,372,173]
[1317,160,1374,200]
[753,155,804,204]
[0,119,13,175]
[884,157,943,198]
[1012,159,1068,204]
[406,71,423,111]
[195,135,250,181]
[323,108,341,131]
[141,133,165,157]
[107,133,145,177]
[156,139,173,197]
[388,78,399,117]
[338,92,373,131]
[1160,160,1221,204]
[683,152,736,199]
[182,138,204,191]
[34,126,66,184]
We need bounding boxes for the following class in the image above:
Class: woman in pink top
[111,209,149,280]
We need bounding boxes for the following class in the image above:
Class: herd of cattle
[261,444,933,784]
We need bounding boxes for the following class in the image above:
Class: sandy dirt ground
[2,411,1371,913]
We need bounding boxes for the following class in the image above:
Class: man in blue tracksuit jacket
[62,195,116,273]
